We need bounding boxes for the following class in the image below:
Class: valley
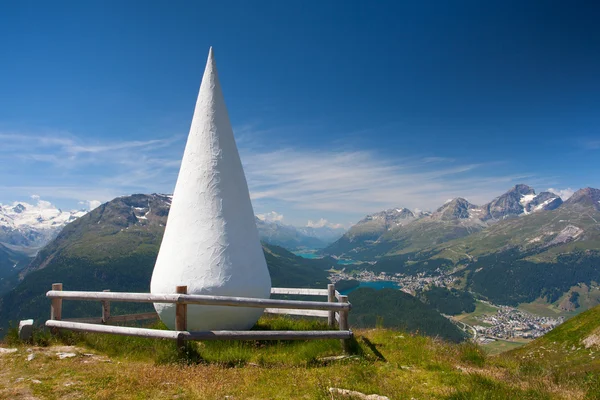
[2,184,600,353]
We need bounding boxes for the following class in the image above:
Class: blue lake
[292,251,322,259]
[292,251,360,265]
[339,281,400,295]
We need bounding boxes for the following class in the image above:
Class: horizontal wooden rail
[64,312,158,325]
[184,330,353,341]
[46,283,353,352]
[46,320,353,341]
[46,290,351,311]
[264,308,329,317]
[270,288,329,296]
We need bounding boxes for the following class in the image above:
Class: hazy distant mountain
[296,225,346,244]
[255,218,338,249]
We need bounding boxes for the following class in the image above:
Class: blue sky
[0,1,598,227]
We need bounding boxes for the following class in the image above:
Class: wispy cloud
[547,187,575,200]
[240,146,537,215]
[0,131,184,206]
[576,138,600,150]
[256,211,285,223]
[0,127,551,225]
[306,218,345,229]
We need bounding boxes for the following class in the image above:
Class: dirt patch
[582,333,600,349]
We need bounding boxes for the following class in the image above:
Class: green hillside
[349,288,466,342]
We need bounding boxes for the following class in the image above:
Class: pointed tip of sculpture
[205,46,216,74]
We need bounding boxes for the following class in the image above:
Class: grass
[1,315,598,399]
[453,300,499,327]
[483,339,529,355]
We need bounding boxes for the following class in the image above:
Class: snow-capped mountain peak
[0,198,88,250]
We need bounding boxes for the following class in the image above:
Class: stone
[0,348,18,354]
[18,319,34,341]
[151,47,271,331]
[57,352,77,359]
[27,354,35,362]
[328,388,390,400]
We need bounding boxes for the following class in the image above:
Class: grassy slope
[1,315,598,399]
[510,305,600,377]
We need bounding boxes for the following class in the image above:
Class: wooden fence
[45,283,353,352]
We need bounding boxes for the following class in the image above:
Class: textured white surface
[150,48,271,331]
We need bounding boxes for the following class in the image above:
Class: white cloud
[306,218,345,229]
[547,187,575,200]
[256,211,284,223]
[79,200,102,210]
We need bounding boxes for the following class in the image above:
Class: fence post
[101,289,111,324]
[51,283,63,321]
[327,284,336,327]
[338,294,350,353]
[175,286,188,352]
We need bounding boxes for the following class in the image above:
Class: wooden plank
[50,283,63,321]
[101,289,110,324]
[338,295,350,353]
[175,286,187,351]
[335,291,343,301]
[184,330,353,341]
[175,286,187,330]
[107,312,158,323]
[63,317,103,324]
[63,312,158,324]
[327,284,336,327]
[263,308,328,317]
[46,291,351,311]
[46,320,181,340]
[270,288,328,296]
[45,320,353,341]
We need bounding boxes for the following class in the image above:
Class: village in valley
[329,267,565,343]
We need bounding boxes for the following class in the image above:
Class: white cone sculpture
[150,48,271,331]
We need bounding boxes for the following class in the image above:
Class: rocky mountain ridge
[324,184,565,259]
[0,195,344,260]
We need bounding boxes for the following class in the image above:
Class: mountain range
[2,184,599,338]
[0,193,462,341]
[0,197,344,265]
[324,184,565,259]
[326,184,600,312]
[0,199,86,253]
